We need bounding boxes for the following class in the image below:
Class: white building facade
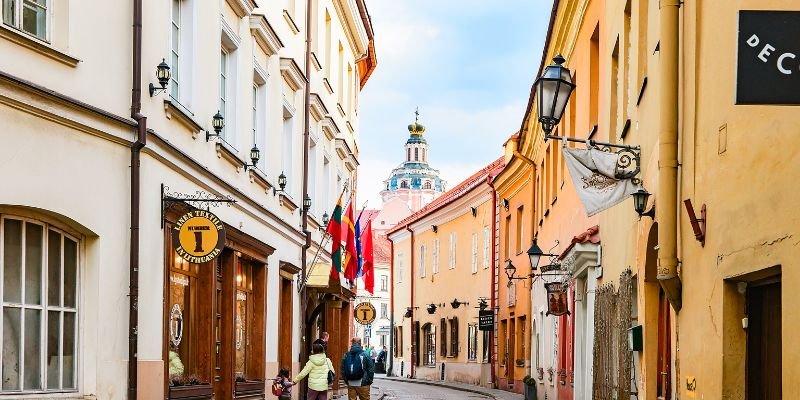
[0,0,375,398]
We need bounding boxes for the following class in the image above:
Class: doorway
[656,289,671,400]
[746,279,781,400]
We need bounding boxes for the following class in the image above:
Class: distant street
[373,377,491,400]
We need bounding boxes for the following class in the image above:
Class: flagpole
[299,184,350,291]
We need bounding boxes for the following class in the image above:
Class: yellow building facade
[388,158,504,386]
[519,0,800,399]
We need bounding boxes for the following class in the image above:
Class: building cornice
[333,0,369,59]
[226,0,257,19]
[280,57,307,91]
[250,13,284,55]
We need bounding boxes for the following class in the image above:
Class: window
[380,275,388,292]
[431,239,439,274]
[423,324,436,366]
[423,181,432,190]
[440,318,447,357]
[414,148,419,161]
[170,0,181,98]
[2,0,48,41]
[471,233,478,274]
[449,317,459,357]
[418,245,426,278]
[337,42,344,100]
[482,226,490,269]
[1,216,78,393]
[396,253,403,283]
[503,216,511,259]
[482,330,491,363]
[400,181,408,189]
[448,232,456,269]
[380,303,388,319]
[407,148,411,162]
[515,206,524,254]
[170,0,195,105]
[508,280,516,307]
[468,324,478,361]
[282,111,294,194]
[219,49,229,139]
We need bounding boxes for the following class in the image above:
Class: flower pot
[524,382,537,400]
[168,383,214,400]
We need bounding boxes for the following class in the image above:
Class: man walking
[341,337,374,400]
[314,332,330,353]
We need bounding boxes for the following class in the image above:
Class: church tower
[380,110,446,213]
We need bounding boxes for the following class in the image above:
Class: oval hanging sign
[172,210,226,264]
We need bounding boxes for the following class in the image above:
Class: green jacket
[294,354,335,392]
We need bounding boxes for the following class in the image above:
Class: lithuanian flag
[343,201,358,280]
[327,194,343,277]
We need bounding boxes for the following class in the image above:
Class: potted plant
[234,373,265,398]
[168,374,213,399]
[522,375,537,400]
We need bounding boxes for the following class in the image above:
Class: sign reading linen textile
[736,11,800,104]
[172,210,226,263]
[563,147,638,217]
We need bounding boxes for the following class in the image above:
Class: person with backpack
[293,343,335,400]
[341,337,374,400]
[272,368,293,399]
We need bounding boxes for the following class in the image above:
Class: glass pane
[46,311,59,389]
[168,272,192,377]
[47,230,61,306]
[171,0,179,25]
[3,219,22,303]
[22,1,46,40]
[234,291,247,376]
[2,307,21,390]
[63,312,75,389]
[63,238,77,308]
[2,0,15,25]
[23,309,41,390]
[25,223,43,305]
[171,25,179,54]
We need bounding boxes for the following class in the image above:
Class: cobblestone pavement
[372,378,491,400]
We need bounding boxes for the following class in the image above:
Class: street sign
[172,210,226,264]
[354,302,376,325]
[479,310,494,331]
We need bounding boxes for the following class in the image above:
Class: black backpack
[343,352,365,380]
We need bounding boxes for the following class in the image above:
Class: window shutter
[440,318,447,357]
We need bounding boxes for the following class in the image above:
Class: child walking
[273,367,293,399]
[293,343,335,400]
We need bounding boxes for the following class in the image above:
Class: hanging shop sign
[737,11,800,104]
[354,302,377,325]
[545,282,570,316]
[478,310,495,331]
[172,210,226,264]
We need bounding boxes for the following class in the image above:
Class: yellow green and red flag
[327,194,344,277]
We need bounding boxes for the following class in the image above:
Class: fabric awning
[306,263,332,288]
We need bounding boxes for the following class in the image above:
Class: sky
[356,0,554,207]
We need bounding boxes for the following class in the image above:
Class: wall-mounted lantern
[426,304,437,314]
[273,172,287,195]
[535,54,575,136]
[206,111,225,142]
[243,145,260,172]
[450,299,469,309]
[149,59,171,96]
[632,187,655,219]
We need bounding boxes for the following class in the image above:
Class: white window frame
[448,232,456,269]
[0,216,79,394]
[2,0,50,42]
[169,0,195,107]
[483,226,490,269]
[396,254,403,283]
[431,239,439,274]
[380,275,388,292]
[419,245,426,278]
[471,233,478,274]
[467,324,478,361]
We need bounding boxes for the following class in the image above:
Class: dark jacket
[313,338,328,353]
[341,343,374,387]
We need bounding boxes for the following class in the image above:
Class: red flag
[362,220,375,294]
[343,202,358,280]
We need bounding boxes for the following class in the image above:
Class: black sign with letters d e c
[478,310,494,331]
[737,11,800,104]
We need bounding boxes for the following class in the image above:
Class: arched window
[400,181,409,189]
[407,148,411,161]
[423,181,432,190]
[414,148,419,161]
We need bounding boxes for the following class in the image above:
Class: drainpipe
[300,0,313,397]
[486,176,498,388]
[387,238,394,376]
[657,0,682,311]
[405,225,415,378]
[128,0,145,397]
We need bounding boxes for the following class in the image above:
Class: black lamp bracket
[545,128,642,185]
[206,130,222,142]
[161,184,236,229]
[149,83,167,97]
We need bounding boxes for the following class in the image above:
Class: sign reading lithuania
[172,210,226,263]
[354,302,376,325]
[737,11,800,104]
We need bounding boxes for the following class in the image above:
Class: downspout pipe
[657,0,682,311]
[486,176,498,388]
[387,238,395,376]
[129,0,145,397]
[405,225,415,379]
[300,0,313,397]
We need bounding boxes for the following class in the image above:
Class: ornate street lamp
[450,299,469,309]
[527,239,545,271]
[206,111,226,141]
[535,54,575,136]
[149,59,171,96]
[504,259,518,281]
[243,145,260,172]
[426,304,437,314]
[322,212,330,227]
[273,172,288,195]
[632,187,655,219]
[303,194,312,214]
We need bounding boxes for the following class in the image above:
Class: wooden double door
[165,224,269,399]
[746,280,781,400]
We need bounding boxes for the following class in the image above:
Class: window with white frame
[282,112,294,195]
[220,26,239,148]
[471,233,478,274]
[467,324,478,361]
[2,0,48,41]
[170,0,181,98]
[431,238,439,274]
[483,226,490,269]
[396,253,403,283]
[219,49,229,139]
[418,245,426,278]
[507,280,516,307]
[309,140,318,213]
[169,0,194,105]
[380,275,388,292]
[0,216,78,393]
[448,232,456,269]
[380,303,388,319]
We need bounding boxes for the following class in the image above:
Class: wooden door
[278,276,293,371]
[747,280,781,400]
[656,290,671,400]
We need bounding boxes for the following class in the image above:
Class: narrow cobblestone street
[373,378,491,400]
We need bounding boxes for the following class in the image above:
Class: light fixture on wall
[148,59,171,96]
[206,111,225,142]
[273,172,287,195]
[426,304,438,314]
[470,207,478,217]
[431,225,438,233]
[450,298,469,309]
[534,54,575,136]
[632,187,655,219]
[321,212,330,228]
[243,145,260,172]
[302,194,312,215]
[502,198,510,210]
[505,239,564,281]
